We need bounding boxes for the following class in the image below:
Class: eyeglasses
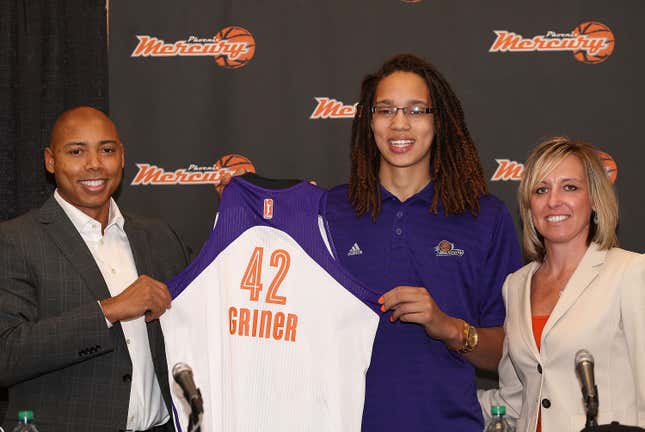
[371,105,433,120]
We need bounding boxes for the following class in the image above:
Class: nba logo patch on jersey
[263,198,274,219]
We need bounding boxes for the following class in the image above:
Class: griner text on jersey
[229,307,298,342]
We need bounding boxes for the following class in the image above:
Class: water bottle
[485,405,514,432]
[10,411,39,432]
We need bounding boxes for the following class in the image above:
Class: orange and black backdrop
[108,0,644,255]
[0,0,644,417]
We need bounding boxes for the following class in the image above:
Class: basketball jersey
[160,176,381,432]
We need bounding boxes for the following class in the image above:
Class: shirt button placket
[394,208,404,236]
[388,203,408,283]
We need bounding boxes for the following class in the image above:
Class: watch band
[458,320,479,354]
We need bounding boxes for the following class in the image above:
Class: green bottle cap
[17,411,34,421]
[491,405,506,416]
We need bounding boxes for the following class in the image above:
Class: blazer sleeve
[619,252,645,426]
[478,274,524,425]
[0,222,116,387]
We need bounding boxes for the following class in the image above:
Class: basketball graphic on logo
[571,21,615,64]
[595,150,617,183]
[213,154,256,195]
[438,240,452,253]
[214,26,256,69]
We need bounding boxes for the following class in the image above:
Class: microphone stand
[579,387,644,432]
[582,423,645,432]
[187,389,203,432]
[584,384,599,430]
[187,412,201,432]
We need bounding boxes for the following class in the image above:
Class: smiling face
[529,154,593,251]
[371,71,435,183]
[44,107,124,226]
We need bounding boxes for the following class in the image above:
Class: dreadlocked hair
[349,53,488,220]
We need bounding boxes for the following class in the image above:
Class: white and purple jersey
[160,176,380,432]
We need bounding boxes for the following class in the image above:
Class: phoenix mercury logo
[131,154,256,195]
[434,240,464,257]
[490,151,618,183]
[131,26,256,69]
[489,21,615,64]
[309,97,357,119]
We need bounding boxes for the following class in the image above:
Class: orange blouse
[532,315,549,432]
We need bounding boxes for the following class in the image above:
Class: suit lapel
[37,197,111,301]
[124,215,152,277]
[520,262,542,359]
[542,243,606,337]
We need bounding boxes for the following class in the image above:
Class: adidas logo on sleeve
[347,242,363,256]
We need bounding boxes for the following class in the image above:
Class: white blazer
[479,243,645,432]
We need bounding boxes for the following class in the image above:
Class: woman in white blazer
[478,137,645,432]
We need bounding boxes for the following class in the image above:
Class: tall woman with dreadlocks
[324,54,522,431]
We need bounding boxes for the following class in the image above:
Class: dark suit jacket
[0,197,190,432]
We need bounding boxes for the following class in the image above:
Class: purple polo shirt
[323,182,522,432]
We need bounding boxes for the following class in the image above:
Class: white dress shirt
[54,190,169,431]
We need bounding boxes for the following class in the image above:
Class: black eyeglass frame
[369,106,434,117]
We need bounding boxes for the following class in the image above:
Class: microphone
[575,349,599,429]
[172,362,204,415]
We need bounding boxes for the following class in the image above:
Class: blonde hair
[518,137,618,261]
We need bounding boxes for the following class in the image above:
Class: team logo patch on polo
[434,240,464,256]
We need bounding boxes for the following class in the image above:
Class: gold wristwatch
[458,320,479,354]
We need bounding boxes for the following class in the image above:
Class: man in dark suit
[0,107,189,432]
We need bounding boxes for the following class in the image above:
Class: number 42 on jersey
[229,247,299,342]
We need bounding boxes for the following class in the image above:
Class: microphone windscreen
[575,349,594,366]
[172,362,192,379]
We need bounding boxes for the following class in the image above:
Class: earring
[592,211,599,224]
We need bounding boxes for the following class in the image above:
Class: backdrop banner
[109,0,644,256]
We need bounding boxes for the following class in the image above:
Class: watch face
[467,325,478,347]
[458,324,478,354]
